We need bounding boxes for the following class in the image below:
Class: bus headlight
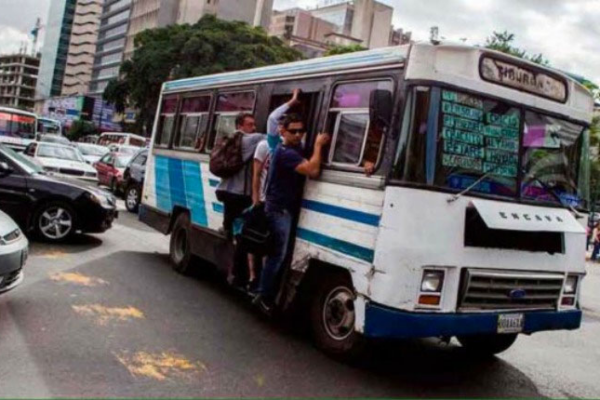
[421,270,445,293]
[564,275,578,295]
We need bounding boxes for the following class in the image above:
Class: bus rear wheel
[309,273,365,360]
[457,333,518,356]
[170,213,194,275]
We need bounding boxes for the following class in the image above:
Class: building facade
[88,0,133,95]
[270,8,337,58]
[310,0,393,49]
[0,53,40,110]
[62,0,104,96]
[36,0,77,99]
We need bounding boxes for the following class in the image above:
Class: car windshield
[79,144,109,156]
[41,135,70,145]
[38,144,83,162]
[396,86,589,209]
[0,144,43,175]
[115,155,132,168]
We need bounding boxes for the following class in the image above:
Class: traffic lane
[1,248,543,398]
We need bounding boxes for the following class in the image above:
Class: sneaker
[252,294,273,315]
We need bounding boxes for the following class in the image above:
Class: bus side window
[155,96,178,148]
[326,80,394,172]
[206,91,255,152]
[174,95,211,151]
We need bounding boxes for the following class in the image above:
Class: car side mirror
[0,161,14,174]
[369,89,393,131]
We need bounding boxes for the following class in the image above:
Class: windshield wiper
[447,160,516,204]
[523,171,584,218]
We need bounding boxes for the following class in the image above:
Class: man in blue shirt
[254,114,330,310]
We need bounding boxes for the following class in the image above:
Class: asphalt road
[1,206,599,398]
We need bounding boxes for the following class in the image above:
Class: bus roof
[162,45,410,94]
[0,106,37,118]
[162,42,594,124]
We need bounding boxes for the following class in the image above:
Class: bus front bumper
[363,303,582,339]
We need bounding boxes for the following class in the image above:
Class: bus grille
[458,269,564,311]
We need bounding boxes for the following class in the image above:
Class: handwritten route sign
[440,90,520,179]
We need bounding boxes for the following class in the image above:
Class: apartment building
[88,0,133,94]
[311,0,393,49]
[0,53,40,110]
[62,0,104,96]
[36,0,77,99]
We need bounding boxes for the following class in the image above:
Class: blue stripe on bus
[297,228,375,263]
[155,156,172,212]
[212,202,224,214]
[209,179,220,188]
[168,158,187,209]
[301,199,380,227]
[183,161,208,227]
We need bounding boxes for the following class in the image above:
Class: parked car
[0,144,117,243]
[0,209,27,295]
[38,134,71,146]
[24,142,98,182]
[122,149,148,212]
[98,132,145,148]
[77,143,110,165]
[95,152,132,194]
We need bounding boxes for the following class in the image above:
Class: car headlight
[564,275,578,295]
[421,270,445,293]
[86,192,113,208]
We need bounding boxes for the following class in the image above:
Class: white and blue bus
[140,42,594,357]
[0,106,37,151]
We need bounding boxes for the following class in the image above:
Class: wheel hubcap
[127,188,138,209]
[39,207,72,239]
[322,286,355,341]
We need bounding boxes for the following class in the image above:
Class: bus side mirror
[369,90,393,131]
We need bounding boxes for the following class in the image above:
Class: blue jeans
[593,242,600,260]
[257,209,292,300]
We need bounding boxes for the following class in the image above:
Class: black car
[0,145,118,243]
[122,149,147,213]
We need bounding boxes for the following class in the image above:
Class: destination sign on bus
[480,56,568,103]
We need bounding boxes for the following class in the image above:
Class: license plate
[497,313,524,334]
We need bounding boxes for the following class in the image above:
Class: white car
[77,143,110,165]
[0,209,27,295]
[24,142,98,182]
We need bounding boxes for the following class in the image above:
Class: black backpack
[209,132,245,178]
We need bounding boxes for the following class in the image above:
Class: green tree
[103,15,302,135]
[323,44,367,57]
[484,31,549,66]
[67,120,98,142]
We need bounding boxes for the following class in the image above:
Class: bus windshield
[0,111,36,139]
[396,86,588,209]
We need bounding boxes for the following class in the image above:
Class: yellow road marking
[39,250,69,259]
[50,272,108,287]
[72,304,144,325]
[254,374,266,387]
[114,351,207,381]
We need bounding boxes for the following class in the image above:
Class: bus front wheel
[170,213,194,275]
[309,273,365,360]
[457,333,518,356]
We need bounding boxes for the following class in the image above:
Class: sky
[1,0,598,84]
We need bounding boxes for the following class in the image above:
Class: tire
[33,201,77,243]
[169,213,195,275]
[457,334,518,356]
[125,185,140,213]
[309,272,366,360]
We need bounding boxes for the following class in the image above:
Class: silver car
[0,210,27,294]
